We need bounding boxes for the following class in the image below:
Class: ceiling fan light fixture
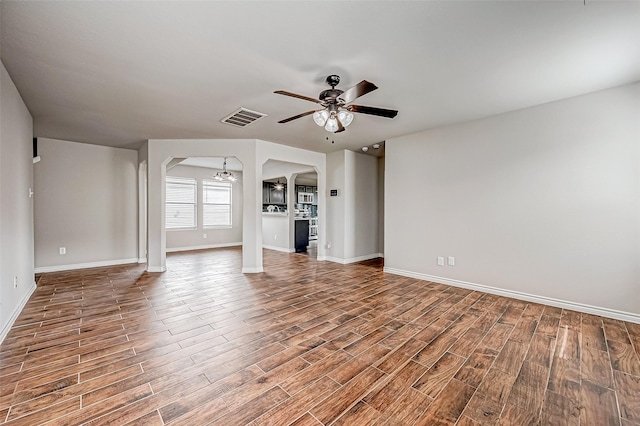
[313,110,329,126]
[325,115,339,132]
[337,110,354,127]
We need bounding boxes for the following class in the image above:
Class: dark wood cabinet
[263,182,286,205]
[269,186,286,204]
[295,220,309,252]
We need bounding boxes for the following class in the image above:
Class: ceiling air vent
[221,108,267,128]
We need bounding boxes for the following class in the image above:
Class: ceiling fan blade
[277,110,316,124]
[274,90,322,104]
[348,104,398,119]
[339,80,378,104]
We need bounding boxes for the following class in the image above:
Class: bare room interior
[0,1,639,425]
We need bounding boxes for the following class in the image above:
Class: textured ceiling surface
[1,1,638,153]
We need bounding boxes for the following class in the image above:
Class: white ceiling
[1,1,638,153]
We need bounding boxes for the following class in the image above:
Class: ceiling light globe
[313,110,329,126]
[361,146,369,152]
[338,110,354,127]
[325,116,339,132]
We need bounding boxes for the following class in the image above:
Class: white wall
[33,138,138,271]
[385,82,640,320]
[0,61,35,341]
[326,151,346,260]
[325,150,380,263]
[348,151,379,260]
[377,156,385,255]
[166,164,243,251]
[262,215,291,252]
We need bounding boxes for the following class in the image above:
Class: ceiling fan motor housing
[326,74,340,87]
[320,75,345,104]
[319,89,344,104]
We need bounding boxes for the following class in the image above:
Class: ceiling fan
[275,75,398,133]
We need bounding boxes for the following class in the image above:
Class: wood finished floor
[1,247,639,425]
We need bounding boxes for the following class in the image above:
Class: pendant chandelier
[273,179,284,191]
[214,157,237,182]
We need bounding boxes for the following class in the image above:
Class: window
[203,180,232,227]
[165,176,197,229]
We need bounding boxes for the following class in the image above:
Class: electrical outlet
[437,257,444,266]
[13,276,18,288]
[203,233,207,239]
[326,242,331,249]
[59,247,66,255]
[274,234,278,240]
[448,256,455,266]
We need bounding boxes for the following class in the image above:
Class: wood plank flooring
[1,247,639,425]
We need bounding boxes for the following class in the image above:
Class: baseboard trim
[146,266,167,273]
[242,267,264,274]
[35,258,139,273]
[138,258,147,264]
[166,242,242,253]
[0,283,36,344]
[263,245,295,253]
[325,253,383,265]
[383,267,640,324]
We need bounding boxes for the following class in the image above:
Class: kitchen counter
[262,212,288,217]
[294,217,309,221]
